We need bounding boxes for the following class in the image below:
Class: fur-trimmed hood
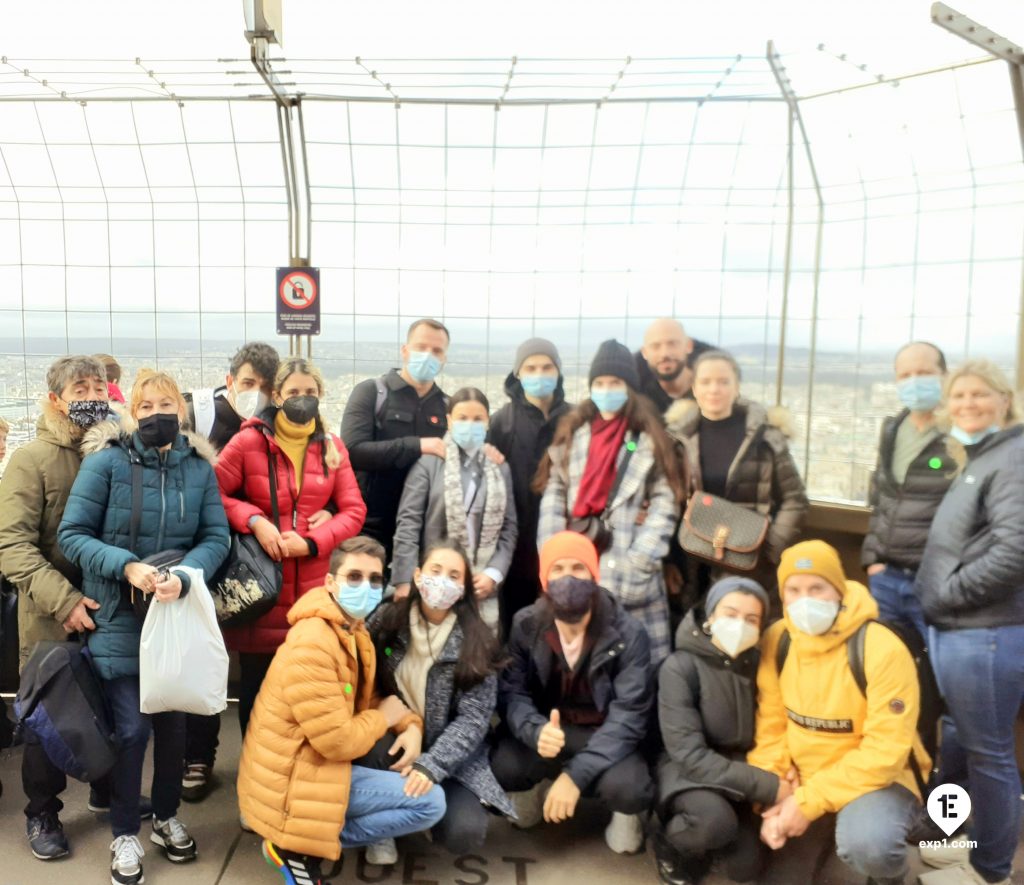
[80,412,218,465]
[666,397,796,442]
[35,397,82,450]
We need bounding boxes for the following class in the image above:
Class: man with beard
[634,319,714,416]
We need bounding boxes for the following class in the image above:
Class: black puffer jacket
[915,425,1024,630]
[498,588,652,791]
[634,338,715,416]
[657,611,779,812]
[861,411,954,570]
[667,398,808,565]
[488,372,572,599]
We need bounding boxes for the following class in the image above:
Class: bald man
[634,319,715,415]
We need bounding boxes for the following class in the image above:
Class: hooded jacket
[667,398,808,565]
[914,425,1024,630]
[861,410,953,571]
[499,588,653,791]
[215,407,367,655]
[56,418,231,681]
[747,579,929,821]
[237,587,423,861]
[657,610,779,812]
[633,338,715,416]
[488,371,572,599]
[0,400,94,670]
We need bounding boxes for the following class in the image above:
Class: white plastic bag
[139,566,229,715]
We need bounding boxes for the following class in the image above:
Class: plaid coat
[538,425,677,662]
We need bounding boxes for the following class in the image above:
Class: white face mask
[787,596,840,636]
[233,389,268,420]
[709,616,760,658]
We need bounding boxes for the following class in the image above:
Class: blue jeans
[868,566,927,641]
[340,766,446,848]
[103,676,185,837]
[929,624,1024,882]
[834,783,918,880]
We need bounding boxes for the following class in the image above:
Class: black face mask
[66,400,110,429]
[282,395,319,425]
[547,575,597,624]
[137,413,179,449]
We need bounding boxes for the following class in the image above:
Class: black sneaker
[150,817,196,863]
[110,834,144,885]
[26,812,69,860]
[262,839,328,885]
[89,790,154,820]
[181,763,213,803]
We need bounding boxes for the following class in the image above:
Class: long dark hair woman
[366,540,513,861]
[535,339,686,663]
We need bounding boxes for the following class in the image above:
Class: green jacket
[0,401,110,671]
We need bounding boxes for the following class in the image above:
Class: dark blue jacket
[57,422,230,680]
[915,425,1024,630]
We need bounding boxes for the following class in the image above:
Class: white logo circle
[926,783,971,837]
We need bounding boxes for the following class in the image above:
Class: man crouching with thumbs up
[492,531,655,855]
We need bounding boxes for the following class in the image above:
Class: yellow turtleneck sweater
[274,411,316,492]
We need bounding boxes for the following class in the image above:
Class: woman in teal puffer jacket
[58,369,229,885]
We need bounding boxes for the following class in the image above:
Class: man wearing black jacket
[493,532,654,856]
[340,319,451,565]
[861,341,951,640]
[488,338,572,635]
[634,318,714,416]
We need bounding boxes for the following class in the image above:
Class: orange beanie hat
[777,540,848,596]
[539,531,601,590]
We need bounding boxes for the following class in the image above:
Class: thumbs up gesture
[537,708,566,759]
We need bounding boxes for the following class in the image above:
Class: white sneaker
[919,840,972,869]
[918,863,1010,885]
[364,838,398,866]
[508,780,547,829]
[604,812,645,855]
[110,834,145,885]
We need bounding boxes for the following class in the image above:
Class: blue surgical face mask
[949,424,1000,446]
[334,580,383,621]
[897,375,943,412]
[590,387,629,415]
[451,420,487,452]
[407,350,443,384]
[520,374,558,399]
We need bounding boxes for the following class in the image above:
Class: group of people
[0,319,1018,885]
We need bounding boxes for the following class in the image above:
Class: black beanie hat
[588,339,640,390]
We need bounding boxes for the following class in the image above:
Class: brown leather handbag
[678,492,769,571]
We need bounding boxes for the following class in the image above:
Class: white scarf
[395,604,457,719]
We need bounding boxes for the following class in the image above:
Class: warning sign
[276,267,321,335]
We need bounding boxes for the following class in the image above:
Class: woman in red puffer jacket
[215,357,366,736]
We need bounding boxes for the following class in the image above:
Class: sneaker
[918,864,1011,885]
[604,811,645,855]
[150,817,197,863]
[364,838,398,866]
[262,839,326,885]
[110,834,145,885]
[919,840,972,869]
[181,763,213,803]
[653,832,704,885]
[239,812,255,833]
[89,790,154,820]
[26,812,69,860]
[508,780,547,829]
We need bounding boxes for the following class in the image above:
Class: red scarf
[572,414,628,518]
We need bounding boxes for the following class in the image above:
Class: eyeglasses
[337,570,385,590]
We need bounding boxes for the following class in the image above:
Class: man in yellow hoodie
[748,540,930,885]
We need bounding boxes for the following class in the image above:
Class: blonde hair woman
[915,359,1024,885]
[214,357,367,738]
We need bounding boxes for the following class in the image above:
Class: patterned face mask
[418,574,464,611]
[66,400,111,429]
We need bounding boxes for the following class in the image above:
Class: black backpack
[14,640,118,783]
[775,619,942,792]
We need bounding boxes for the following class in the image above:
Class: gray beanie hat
[705,575,770,620]
[514,337,562,374]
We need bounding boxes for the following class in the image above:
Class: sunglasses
[336,570,385,590]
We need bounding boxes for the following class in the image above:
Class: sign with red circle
[276,266,320,335]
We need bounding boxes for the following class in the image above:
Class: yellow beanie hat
[777,540,847,596]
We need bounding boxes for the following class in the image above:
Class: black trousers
[660,788,764,883]
[237,652,274,738]
[21,729,111,818]
[490,726,654,815]
[184,712,221,766]
[355,734,491,854]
